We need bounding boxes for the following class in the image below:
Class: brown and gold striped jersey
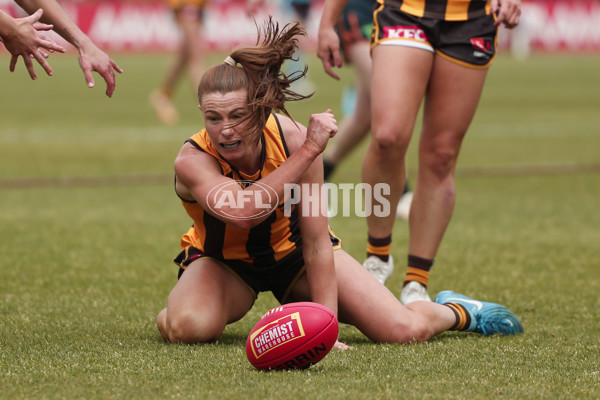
[376,0,492,21]
[179,114,302,265]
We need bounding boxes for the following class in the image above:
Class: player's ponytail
[197,17,311,143]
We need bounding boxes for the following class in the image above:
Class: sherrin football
[246,302,338,370]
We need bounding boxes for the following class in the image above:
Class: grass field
[1,51,599,399]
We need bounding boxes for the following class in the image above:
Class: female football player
[150,0,207,125]
[156,17,522,346]
[318,0,521,304]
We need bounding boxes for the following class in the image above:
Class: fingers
[103,74,115,97]
[111,59,124,74]
[328,49,343,80]
[333,340,353,350]
[97,64,116,97]
[103,61,123,97]
[23,54,37,80]
[83,66,95,90]
[33,52,54,76]
[494,0,521,28]
[317,30,343,80]
[27,8,44,24]
[490,0,499,13]
[78,49,122,96]
[321,51,342,80]
[318,110,338,137]
[9,55,18,74]
[36,36,66,54]
[32,22,54,32]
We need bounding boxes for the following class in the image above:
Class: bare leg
[409,57,488,259]
[150,6,204,125]
[157,258,255,344]
[364,45,433,238]
[290,250,456,343]
[324,41,372,166]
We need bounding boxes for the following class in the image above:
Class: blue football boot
[434,290,524,336]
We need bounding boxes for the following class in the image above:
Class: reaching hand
[77,41,123,97]
[4,9,65,79]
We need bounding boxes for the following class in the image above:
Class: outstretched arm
[14,0,123,96]
[0,9,64,79]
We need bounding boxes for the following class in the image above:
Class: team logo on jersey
[206,180,279,220]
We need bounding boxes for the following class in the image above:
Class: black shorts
[337,0,375,60]
[174,231,341,303]
[372,1,498,68]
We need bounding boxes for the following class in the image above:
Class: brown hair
[197,17,311,143]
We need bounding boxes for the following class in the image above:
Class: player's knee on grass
[166,309,226,344]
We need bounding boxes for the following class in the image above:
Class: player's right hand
[317,28,343,80]
[305,109,338,155]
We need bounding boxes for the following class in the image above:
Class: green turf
[1,52,599,399]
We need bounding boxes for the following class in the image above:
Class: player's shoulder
[273,113,306,154]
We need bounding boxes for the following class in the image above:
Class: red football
[246,302,338,370]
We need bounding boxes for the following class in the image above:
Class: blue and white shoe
[434,290,523,336]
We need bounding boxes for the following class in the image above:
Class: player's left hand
[77,41,123,97]
[491,0,521,29]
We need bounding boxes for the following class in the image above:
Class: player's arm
[174,144,284,230]
[175,112,337,231]
[297,158,339,317]
[280,113,338,316]
[317,0,349,80]
[0,9,64,79]
[13,0,123,96]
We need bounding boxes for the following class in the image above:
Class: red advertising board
[1,0,599,52]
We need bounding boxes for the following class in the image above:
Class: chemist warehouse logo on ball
[249,312,306,359]
[207,182,392,219]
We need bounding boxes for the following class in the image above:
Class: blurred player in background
[318,0,521,304]
[246,0,316,95]
[150,0,207,125]
[283,0,316,96]
[320,0,413,224]
[1,0,122,97]
[156,18,523,346]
